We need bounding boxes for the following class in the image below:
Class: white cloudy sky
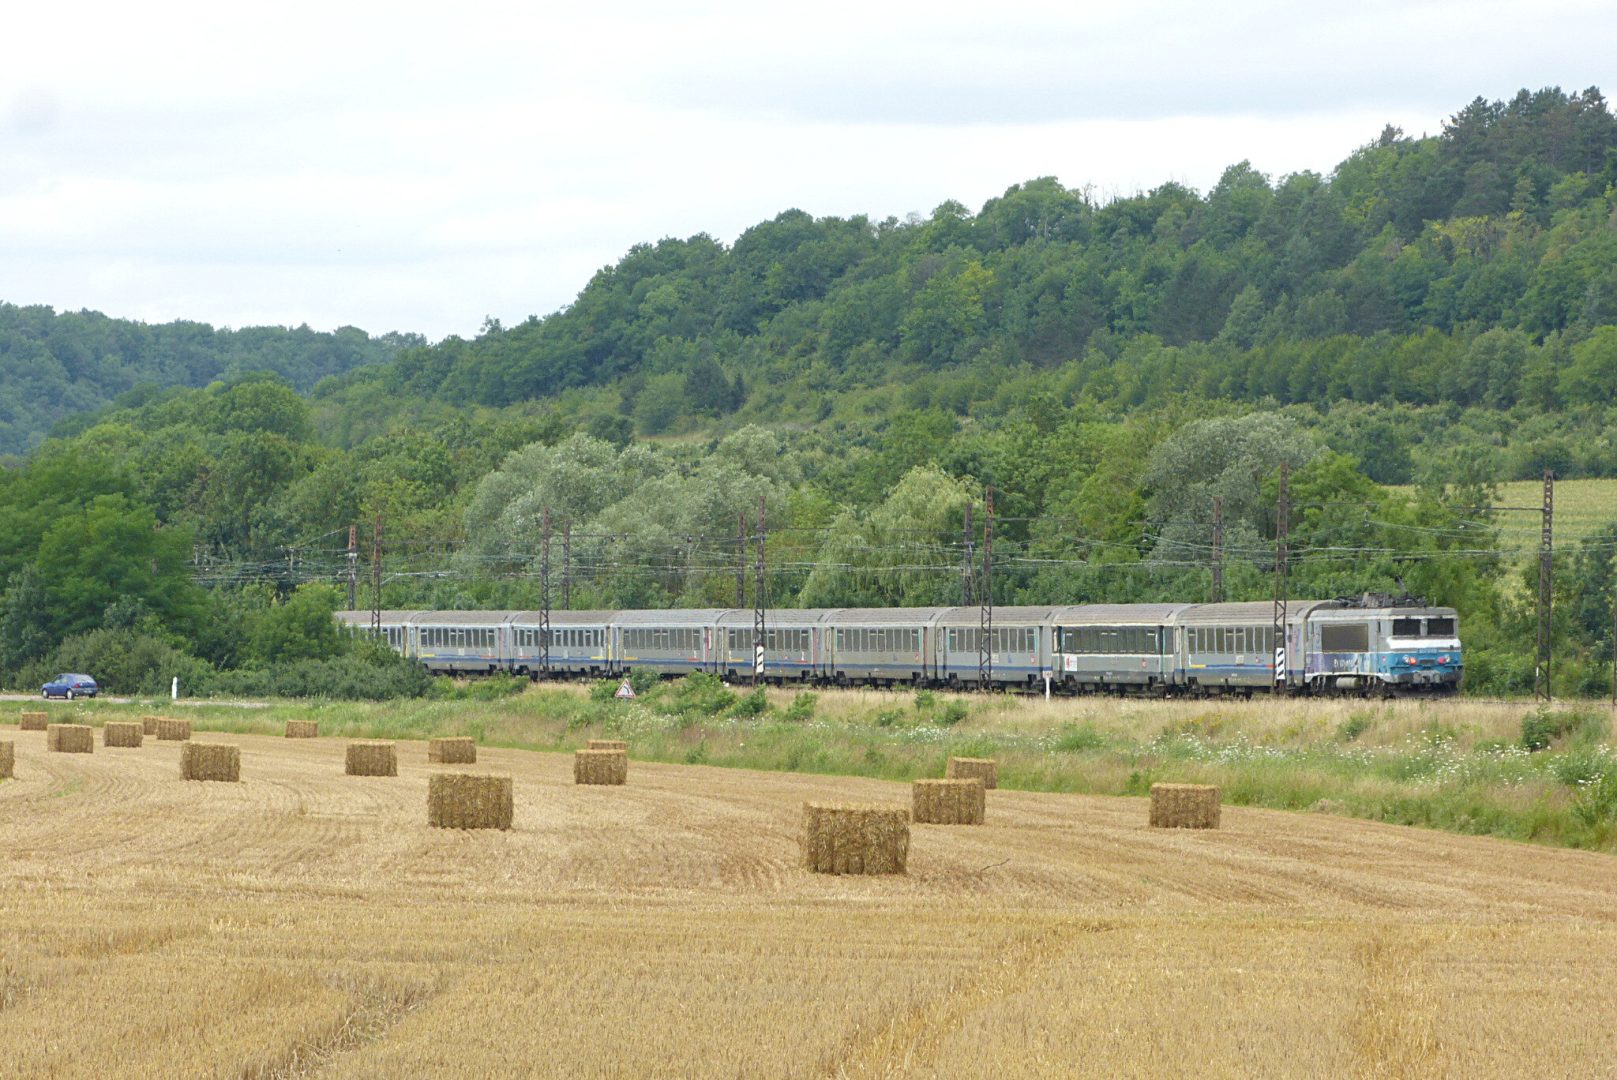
[2,0,1612,341]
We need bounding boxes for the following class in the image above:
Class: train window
[1427,617,1455,637]
[1392,618,1422,637]
[1321,623,1369,652]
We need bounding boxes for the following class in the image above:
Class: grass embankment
[30,677,1617,852]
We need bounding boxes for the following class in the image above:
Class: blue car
[41,673,98,700]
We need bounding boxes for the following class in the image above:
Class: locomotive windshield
[1391,616,1457,639]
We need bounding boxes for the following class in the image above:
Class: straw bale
[19,711,47,731]
[141,715,160,735]
[284,720,319,739]
[912,778,985,825]
[181,742,241,782]
[1149,783,1222,829]
[46,723,94,754]
[945,756,998,790]
[574,748,627,785]
[103,721,144,748]
[428,773,513,830]
[346,741,398,777]
[428,736,477,764]
[801,803,909,875]
[586,739,628,751]
[156,718,191,741]
[0,739,13,779]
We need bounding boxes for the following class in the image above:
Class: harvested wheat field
[2,727,1617,1078]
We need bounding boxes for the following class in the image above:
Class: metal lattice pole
[962,502,975,607]
[753,497,766,688]
[370,514,382,635]
[737,511,748,609]
[1210,495,1223,604]
[1272,465,1289,692]
[540,507,552,677]
[561,519,572,610]
[346,524,358,611]
[1537,470,1554,703]
[979,485,994,691]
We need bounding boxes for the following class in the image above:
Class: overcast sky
[3,0,1612,341]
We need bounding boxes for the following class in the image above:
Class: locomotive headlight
[1403,655,1417,666]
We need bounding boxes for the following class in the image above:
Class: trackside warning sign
[614,679,636,699]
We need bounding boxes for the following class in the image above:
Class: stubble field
[3,720,1616,1078]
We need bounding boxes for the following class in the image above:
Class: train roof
[934,606,1056,627]
[716,608,825,627]
[1311,604,1457,620]
[510,610,617,625]
[609,608,730,627]
[822,607,945,625]
[1173,601,1336,625]
[335,609,433,625]
[1052,604,1189,624]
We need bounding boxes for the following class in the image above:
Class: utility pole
[540,507,552,678]
[962,502,975,607]
[346,524,358,611]
[1272,464,1289,692]
[979,485,994,691]
[561,519,572,610]
[1210,495,1224,605]
[370,513,383,635]
[1537,469,1554,703]
[753,496,766,688]
[736,510,748,609]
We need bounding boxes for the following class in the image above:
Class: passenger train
[336,598,1462,696]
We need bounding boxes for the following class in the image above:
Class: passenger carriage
[1173,600,1317,695]
[611,609,725,677]
[1051,604,1184,694]
[379,609,508,676]
[932,606,1053,690]
[717,608,821,683]
[508,610,614,678]
[822,608,937,687]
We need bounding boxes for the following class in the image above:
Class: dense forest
[0,307,414,454]
[3,86,1617,698]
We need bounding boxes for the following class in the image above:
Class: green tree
[250,584,345,665]
[33,495,204,639]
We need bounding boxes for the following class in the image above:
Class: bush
[203,645,432,700]
[668,672,736,719]
[913,689,936,711]
[1552,747,1612,788]
[20,628,212,696]
[1521,708,1604,752]
[783,691,817,722]
[730,688,768,718]
[1052,722,1106,752]
[1336,711,1373,743]
[938,701,969,726]
[1572,772,1617,829]
[433,672,528,701]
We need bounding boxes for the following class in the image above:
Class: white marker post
[171,676,179,701]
